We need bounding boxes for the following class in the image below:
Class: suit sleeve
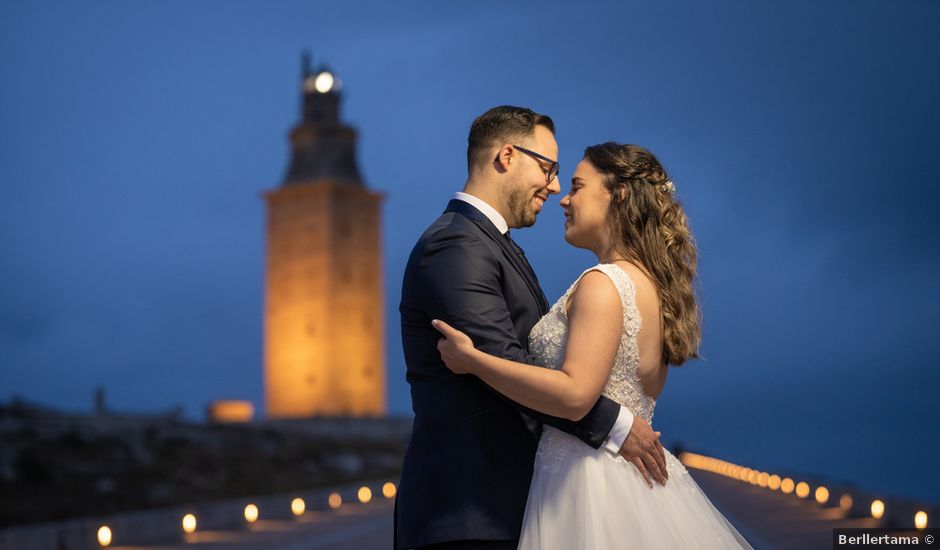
[416,228,620,449]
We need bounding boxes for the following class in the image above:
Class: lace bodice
[522,265,751,549]
[529,263,656,423]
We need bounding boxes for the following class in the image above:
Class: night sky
[2,1,938,503]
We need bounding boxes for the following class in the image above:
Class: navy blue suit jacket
[394,200,621,549]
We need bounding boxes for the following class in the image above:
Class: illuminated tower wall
[263,53,386,417]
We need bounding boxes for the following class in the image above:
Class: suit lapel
[444,200,549,315]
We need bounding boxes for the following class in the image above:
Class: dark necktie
[504,230,529,264]
[504,231,548,307]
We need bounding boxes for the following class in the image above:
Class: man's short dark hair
[467,105,555,171]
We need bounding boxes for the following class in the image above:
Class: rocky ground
[0,399,410,528]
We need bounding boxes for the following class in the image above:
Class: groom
[395,106,667,550]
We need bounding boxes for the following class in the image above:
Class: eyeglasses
[511,145,559,184]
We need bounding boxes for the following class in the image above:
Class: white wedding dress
[518,263,752,549]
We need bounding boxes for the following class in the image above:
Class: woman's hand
[432,319,478,374]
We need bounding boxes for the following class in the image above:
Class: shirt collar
[454,192,509,235]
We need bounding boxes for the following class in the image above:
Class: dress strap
[563,263,641,337]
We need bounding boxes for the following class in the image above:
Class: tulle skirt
[518,427,753,550]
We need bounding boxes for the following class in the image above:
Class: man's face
[505,125,561,228]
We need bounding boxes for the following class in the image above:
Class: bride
[433,142,752,549]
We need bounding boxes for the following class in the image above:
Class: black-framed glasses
[512,145,559,184]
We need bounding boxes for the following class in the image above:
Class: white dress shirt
[453,192,634,453]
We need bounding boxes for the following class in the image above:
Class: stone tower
[263,52,386,418]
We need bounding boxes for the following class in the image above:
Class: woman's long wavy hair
[584,142,701,366]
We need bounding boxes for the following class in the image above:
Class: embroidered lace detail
[535,425,578,474]
[663,450,688,478]
[535,426,689,477]
[530,264,661,473]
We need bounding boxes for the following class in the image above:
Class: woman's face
[559,158,615,251]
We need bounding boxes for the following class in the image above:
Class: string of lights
[679,452,931,531]
[94,480,398,547]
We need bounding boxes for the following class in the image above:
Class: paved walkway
[109,471,925,550]
[110,499,394,550]
[690,469,888,550]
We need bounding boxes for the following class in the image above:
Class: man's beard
[507,187,537,228]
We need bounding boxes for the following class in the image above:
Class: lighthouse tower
[263,52,386,418]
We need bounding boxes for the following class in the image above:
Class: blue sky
[1,1,938,502]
